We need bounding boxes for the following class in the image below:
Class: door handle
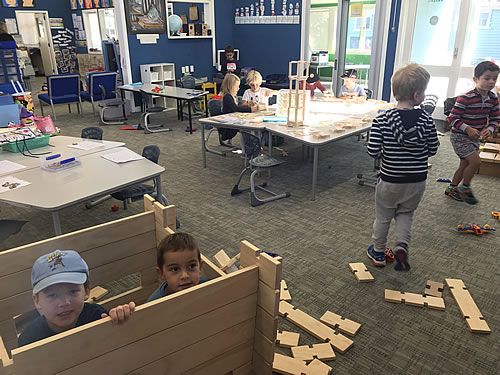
[453,47,459,59]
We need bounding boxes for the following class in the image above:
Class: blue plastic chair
[81,71,118,114]
[38,74,82,120]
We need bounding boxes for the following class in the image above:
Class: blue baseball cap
[32,250,89,294]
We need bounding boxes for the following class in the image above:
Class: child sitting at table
[339,69,366,97]
[219,73,256,145]
[147,233,204,302]
[242,70,274,107]
[18,250,135,346]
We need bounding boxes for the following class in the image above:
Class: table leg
[201,119,207,168]
[176,99,181,120]
[268,131,272,156]
[188,100,193,134]
[155,175,167,205]
[312,146,319,201]
[52,211,62,235]
[204,94,209,117]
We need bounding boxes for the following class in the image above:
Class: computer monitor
[216,49,240,71]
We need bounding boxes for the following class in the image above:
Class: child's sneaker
[457,185,478,205]
[367,245,386,267]
[394,244,410,272]
[385,248,395,263]
[444,186,463,202]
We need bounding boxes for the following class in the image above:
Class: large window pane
[309,9,331,51]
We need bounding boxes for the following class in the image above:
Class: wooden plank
[182,342,253,375]
[276,331,300,348]
[213,249,232,269]
[0,336,12,366]
[86,286,109,302]
[279,301,353,354]
[482,142,500,153]
[291,343,335,362]
[306,358,332,375]
[165,204,176,231]
[256,307,278,341]
[252,350,273,375]
[232,362,253,375]
[257,253,283,290]
[240,240,260,267]
[320,311,361,336]
[280,280,292,301]
[253,329,274,364]
[258,281,280,317]
[153,202,176,231]
[11,267,259,375]
[425,280,444,298]
[0,230,156,302]
[156,222,172,245]
[99,284,157,312]
[348,263,374,282]
[384,289,445,310]
[273,353,307,375]
[0,211,154,277]
[445,279,491,334]
[143,194,155,211]
[127,320,256,375]
[200,255,226,279]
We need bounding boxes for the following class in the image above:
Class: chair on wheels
[110,145,167,209]
[81,126,103,140]
[421,94,438,115]
[231,131,290,207]
[140,90,172,134]
[80,72,118,114]
[179,75,205,116]
[38,74,82,121]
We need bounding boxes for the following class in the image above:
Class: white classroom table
[0,147,165,235]
[0,136,124,176]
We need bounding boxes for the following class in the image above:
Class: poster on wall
[50,18,65,29]
[21,0,34,6]
[1,0,19,7]
[125,0,166,34]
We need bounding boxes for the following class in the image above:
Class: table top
[0,136,124,176]
[0,147,164,211]
[118,83,208,100]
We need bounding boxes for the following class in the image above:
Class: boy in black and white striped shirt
[366,64,439,271]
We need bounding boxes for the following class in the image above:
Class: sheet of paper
[0,160,26,176]
[0,176,31,194]
[101,148,144,164]
[67,140,104,151]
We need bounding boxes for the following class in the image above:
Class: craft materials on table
[0,160,26,176]
[67,140,105,151]
[0,176,31,193]
[101,148,144,164]
[41,154,81,172]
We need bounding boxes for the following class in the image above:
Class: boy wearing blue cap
[18,250,135,346]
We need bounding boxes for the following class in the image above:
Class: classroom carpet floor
[1,101,498,375]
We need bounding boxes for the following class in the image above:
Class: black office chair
[140,90,172,134]
[204,99,237,157]
[231,131,290,206]
[364,88,374,99]
[110,145,163,209]
[81,126,103,140]
[180,75,204,116]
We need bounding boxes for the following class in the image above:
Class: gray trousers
[372,179,426,252]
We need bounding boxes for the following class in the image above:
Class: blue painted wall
[382,0,401,101]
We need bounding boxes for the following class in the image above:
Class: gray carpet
[1,98,498,375]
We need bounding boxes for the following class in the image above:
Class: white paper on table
[0,160,26,176]
[67,140,104,151]
[0,176,31,194]
[101,148,144,164]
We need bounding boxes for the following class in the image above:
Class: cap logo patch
[47,251,66,271]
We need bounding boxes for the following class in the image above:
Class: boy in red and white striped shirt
[446,61,500,204]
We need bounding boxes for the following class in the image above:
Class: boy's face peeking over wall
[34,283,89,333]
[160,249,201,294]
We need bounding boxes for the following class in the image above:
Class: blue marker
[60,157,76,165]
[46,154,61,160]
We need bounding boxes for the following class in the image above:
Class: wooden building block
[143,194,155,211]
[384,289,445,310]
[291,343,335,362]
[445,279,491,334]
[425,280,444,298]
[348,263,374,282]
[482,142,500,153]
[320,311,361,336]
[273,353,308,375]
[240,240,260,267]
[276,330,300,348]
[213,249,232,269]
[280,280,292,301]
[86,286,109,302]
[257,253,283,290]
[306,358,332,375]
[279,301,353,354]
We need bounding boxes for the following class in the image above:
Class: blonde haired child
[242,70,274,106]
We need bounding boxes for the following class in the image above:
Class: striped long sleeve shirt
[367,108,439,183]
[448,89,500,134]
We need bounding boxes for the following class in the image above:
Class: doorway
[396,0,500,118]
[15,11,57,77]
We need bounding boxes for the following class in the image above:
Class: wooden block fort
[385,289,445,311]
[348,262,374,282]
[445,279,491,334]
[0,195,282,374]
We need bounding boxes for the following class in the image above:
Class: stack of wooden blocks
[479,142,500,177]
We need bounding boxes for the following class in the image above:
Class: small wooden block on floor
[306,358,332,375]
[291,343,335,362]
[445,278,491,334]
[425,280,444,298]
[384,289,445,310]
[87,286,109,302]
[320,311,361,336]
[276,330,300,348]
[281,280,292,301]
[348,262,374,282]
[273,353,308,375]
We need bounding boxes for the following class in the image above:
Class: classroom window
[82,8,117,54]
[478,10,491,28]
[350,37,360,49]
[309,7,337,56]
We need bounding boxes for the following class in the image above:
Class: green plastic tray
[2,134,51,153]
